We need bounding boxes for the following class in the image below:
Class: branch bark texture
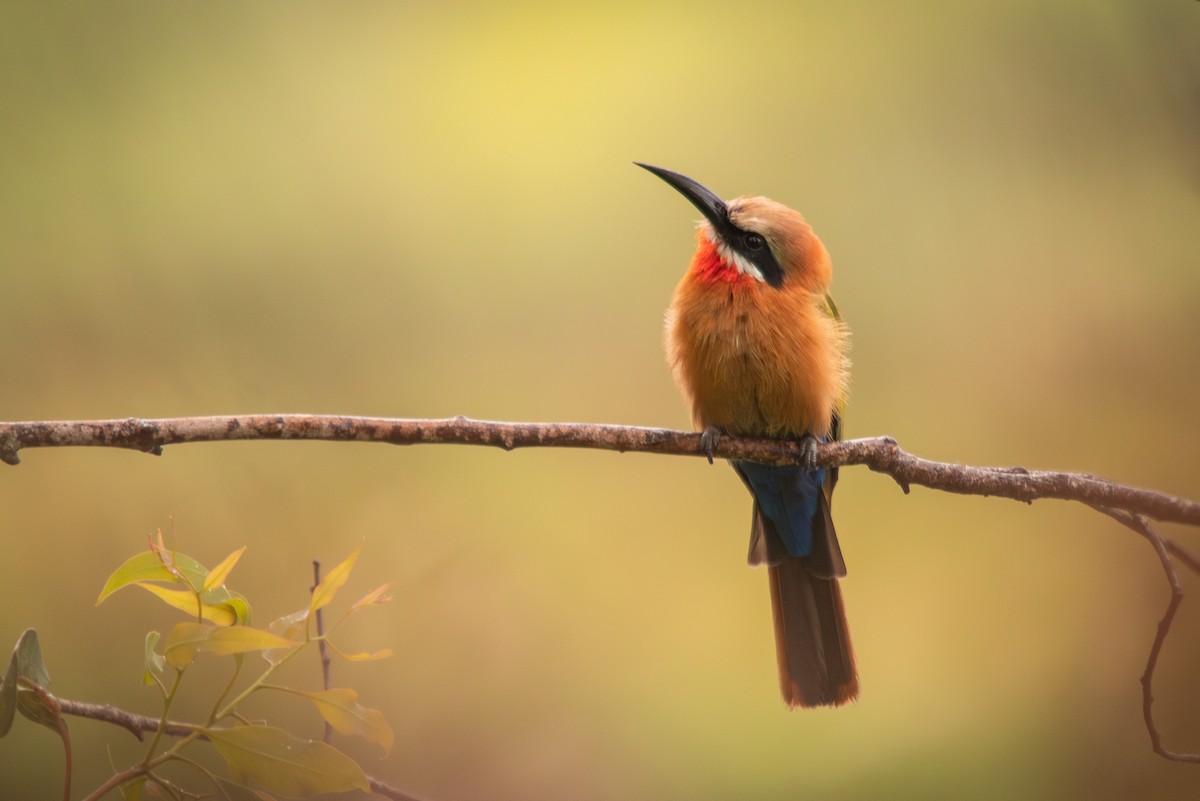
[2,415,1197,526]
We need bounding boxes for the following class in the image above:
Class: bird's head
[636,162,831,293]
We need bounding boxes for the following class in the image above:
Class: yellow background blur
[2,1,1198,799]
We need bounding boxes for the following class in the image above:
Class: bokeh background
[2,1,1198,799]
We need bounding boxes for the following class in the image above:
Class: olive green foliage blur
[1,2,1198,800]
[2,539,392,799]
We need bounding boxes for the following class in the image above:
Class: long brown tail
[768,556,858,708]
[747,496,858,708]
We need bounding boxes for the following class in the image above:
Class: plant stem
[141,669,184,763]
[79,764,146,801]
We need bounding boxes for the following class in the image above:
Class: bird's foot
[797,433,820,471]
[700,426,722,465]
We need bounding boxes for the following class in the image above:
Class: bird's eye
[744,232,766,251]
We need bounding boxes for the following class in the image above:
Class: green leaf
[205,724,368,796]
[2,630,57,737]
[14,628,50,688]
[216,595,252,626]
[202,625,299,656]
[196,585,252,627]
[163,622,208,669]
[143,632,165,686]
[216,593,253,626]
[301,688,394,757]
[310,542,362,614]
[97,550,209,605]
[147,536,208,587]
[164,623,299,669]
[98,547,252,625]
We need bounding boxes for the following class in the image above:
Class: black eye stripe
[730,227,784,288]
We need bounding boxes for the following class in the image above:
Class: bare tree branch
[1,415,1197,525]
[5,414,1198,765]
[56,697,189,741]
[1090,505,1200,764]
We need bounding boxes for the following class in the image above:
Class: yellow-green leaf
[13,629,50,688]
[4,630,56,735]
[97,550,207,605]
[309,542,362,614]
[205,724,369,796]
[143,632,164,686]
[0,629,47,737]
[134,584,236,626]
[202,626,299,657]
[302,688,393,757]
[164,622,208,669]
[203,546,247,591]
[164,622,299,669]
[212,594,252,627]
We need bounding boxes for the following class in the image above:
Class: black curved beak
[635,163,738,242]
[636,162,786,289]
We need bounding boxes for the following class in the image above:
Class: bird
[637,162,857,708]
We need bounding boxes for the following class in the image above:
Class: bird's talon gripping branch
[700,426,722,464]
[797,434,820,471]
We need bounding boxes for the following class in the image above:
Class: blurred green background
[2,1,1198,799]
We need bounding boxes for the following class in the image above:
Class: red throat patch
[688,233,754,286]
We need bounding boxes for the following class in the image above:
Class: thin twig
[78,764,147,801]
[1090,505,1199,763]
[312,560,333,744]
[55,698,192,741]
[20,679,72,801]
[1,415,1197,525]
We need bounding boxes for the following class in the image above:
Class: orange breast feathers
[665,233,849,438]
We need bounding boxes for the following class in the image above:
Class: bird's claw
[700,426,722,465]
[797,433,820,471]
